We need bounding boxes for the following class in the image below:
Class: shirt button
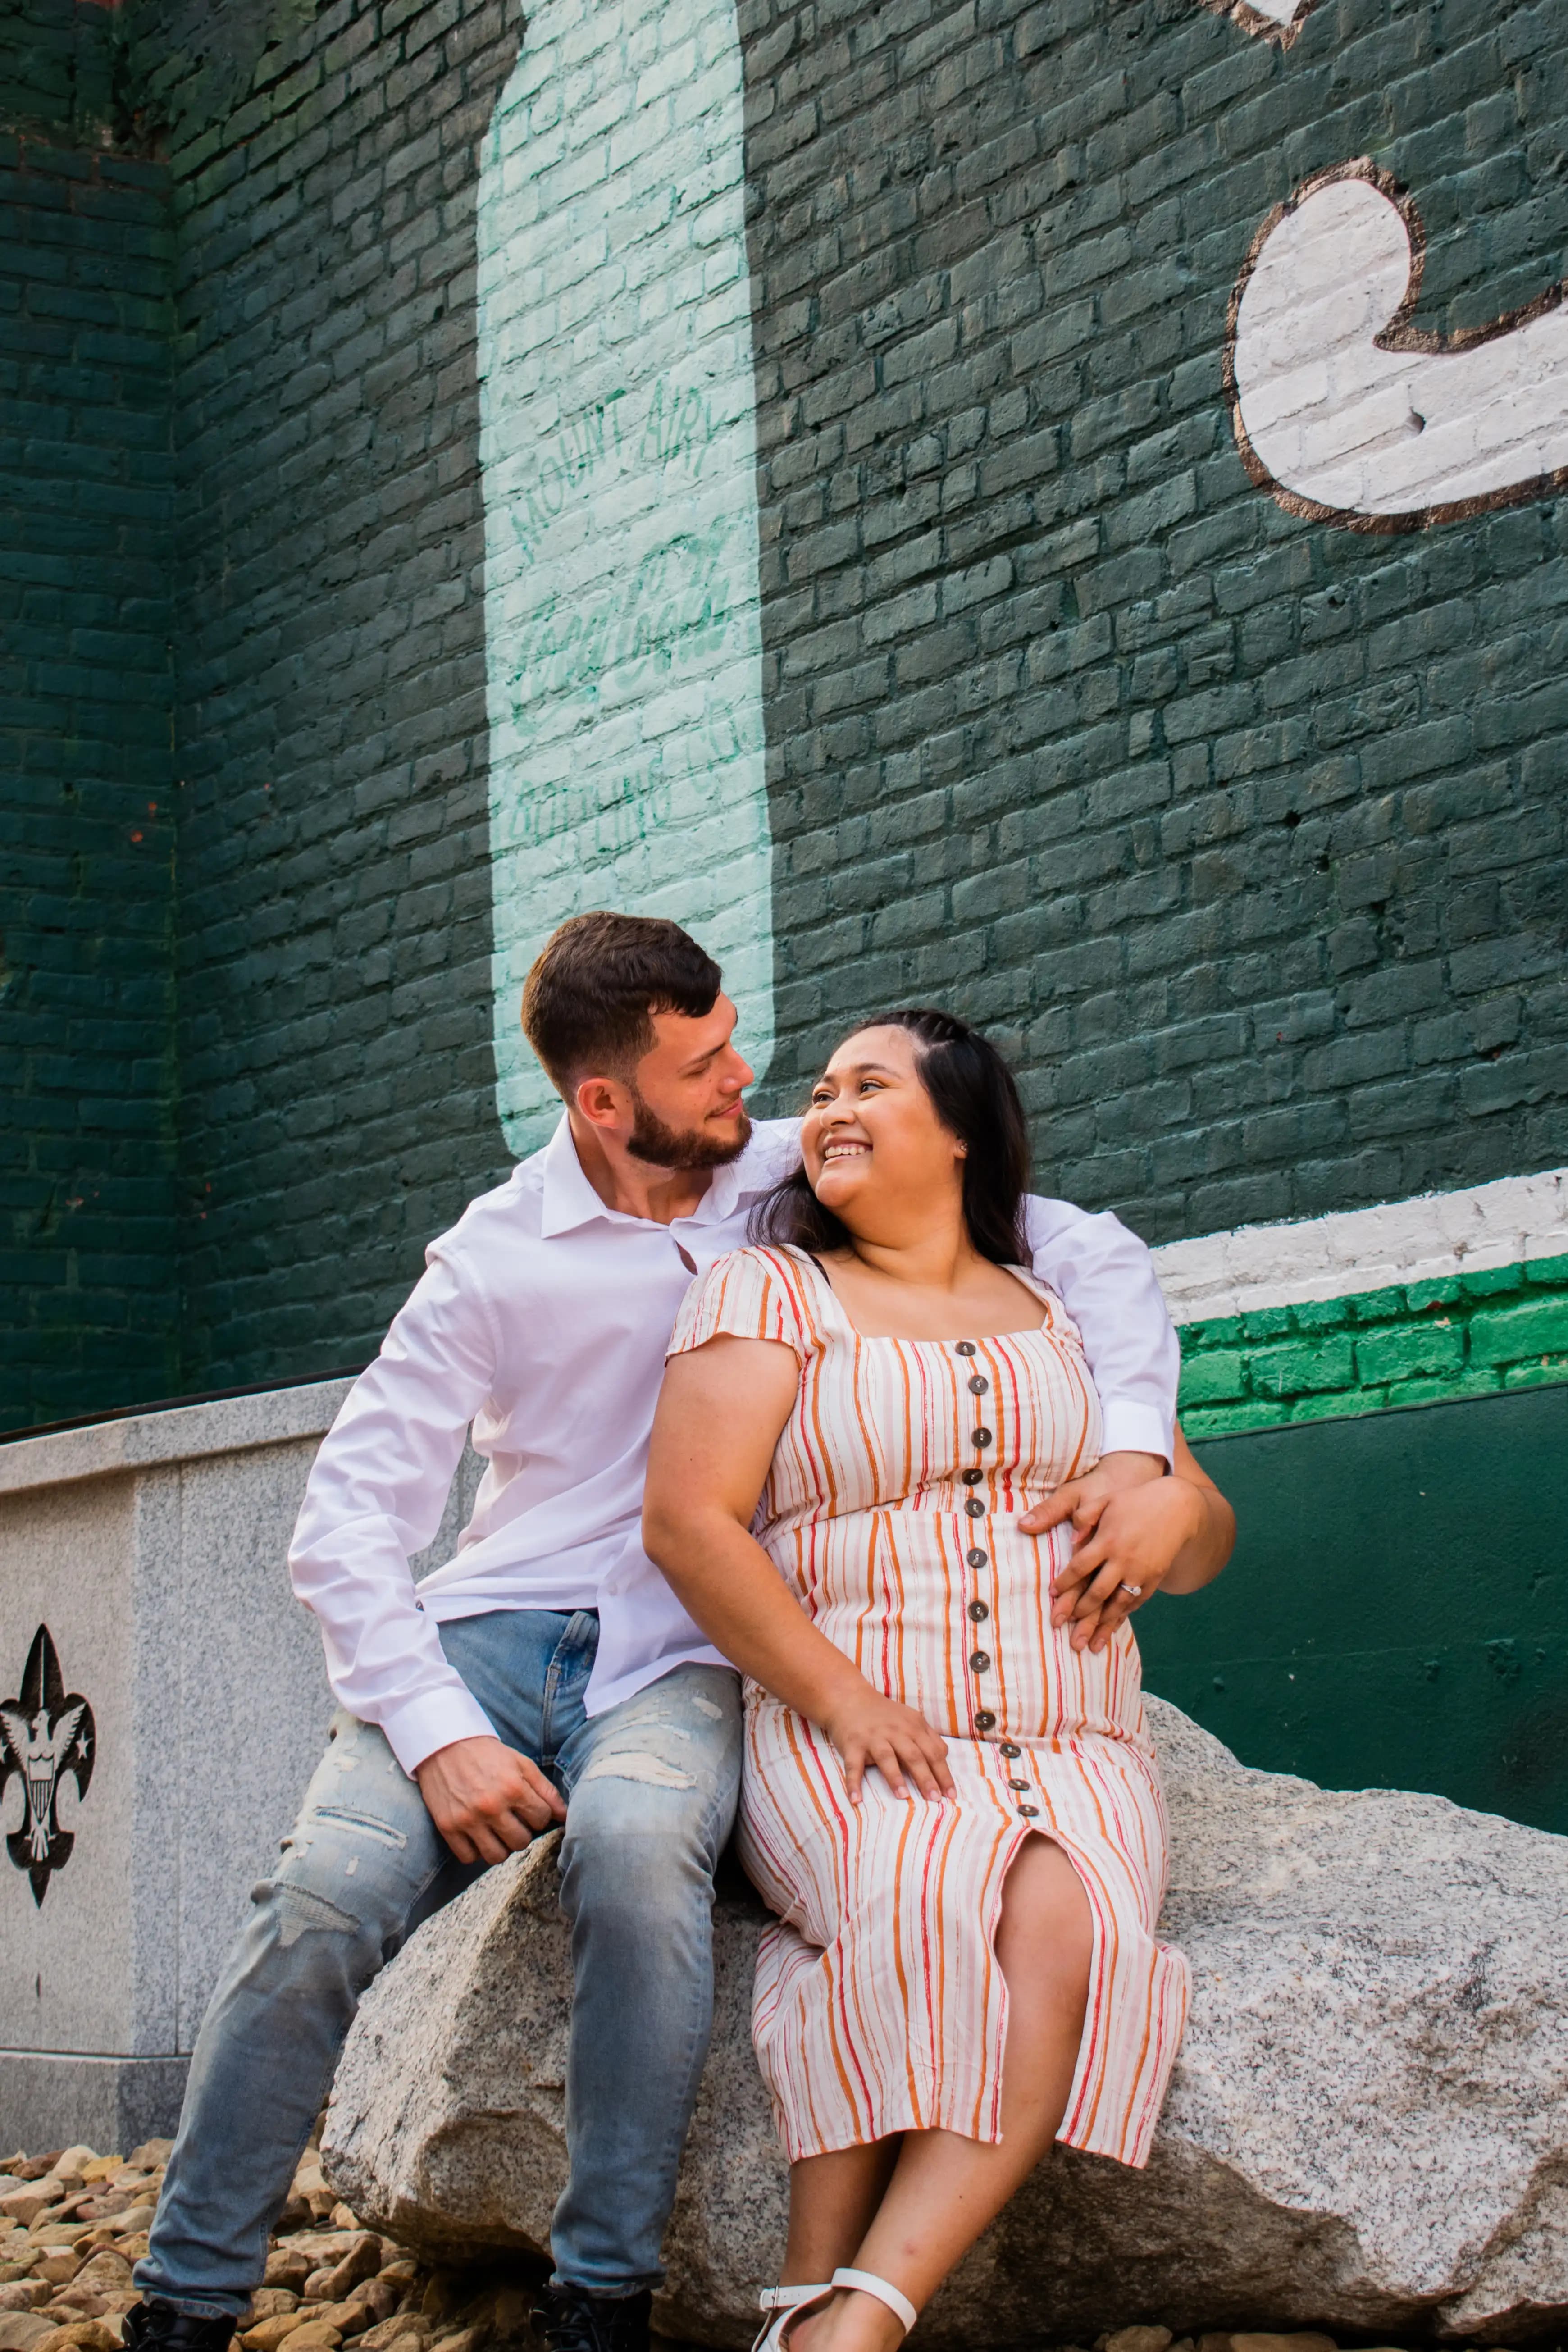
[964,1497,985,1518]
[969,1650,991,1673]
[1008,1777,1030,1791]
[962,1467,983,1486]
[967,1374,989,1396]
[967,1600,989,1622]
[998,1740,1021,1758]
[966,1548,989,1569]
[971,1427,993,1448]
[1017,1803,1039,1819]
[955,1341,976,1358]
[974,1709,996,1731]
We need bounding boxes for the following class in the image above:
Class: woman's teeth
[824,1142,868,1160]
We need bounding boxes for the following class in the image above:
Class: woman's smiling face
[801,1024,966,1233]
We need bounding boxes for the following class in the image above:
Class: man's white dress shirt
[288,1117,1179,1776]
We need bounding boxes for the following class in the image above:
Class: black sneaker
[122,2301,237,2352]
[537,2284,652,2352]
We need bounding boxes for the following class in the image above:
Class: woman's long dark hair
[750,1008,1031,1265]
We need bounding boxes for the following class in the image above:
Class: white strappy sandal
[753,2269,919,2352]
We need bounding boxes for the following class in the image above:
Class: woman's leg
[781,2142,900,2294]
[797,1835,1093,2352]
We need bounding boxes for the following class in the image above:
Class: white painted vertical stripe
[478,0,774,1152]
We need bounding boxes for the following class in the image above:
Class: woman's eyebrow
[818,1059,900,1082]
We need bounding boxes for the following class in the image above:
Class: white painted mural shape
[477,0,773,1153]
[1228,160,1568,533]
[1197,0,1315,46]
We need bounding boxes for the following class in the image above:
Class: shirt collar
[538,1114,793,1239]
[539,1116,618,1239]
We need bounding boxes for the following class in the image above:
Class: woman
[643,1010,1233,2352]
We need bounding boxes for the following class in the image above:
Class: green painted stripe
[1176,1251,1568,1435]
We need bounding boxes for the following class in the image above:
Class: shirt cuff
[378,1684,499,1779]
[1100,1398,1175,1466]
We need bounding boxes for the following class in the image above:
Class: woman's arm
[643,1335,956,1801]
[1049,1428,1235,1653]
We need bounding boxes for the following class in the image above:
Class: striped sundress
[667,1243,1189,2169]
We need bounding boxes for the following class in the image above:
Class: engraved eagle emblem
[0,1627,95,1905]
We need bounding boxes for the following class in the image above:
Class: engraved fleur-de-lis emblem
[0,1627,95,1906]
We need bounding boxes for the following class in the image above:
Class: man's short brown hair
[521,912,723,1092]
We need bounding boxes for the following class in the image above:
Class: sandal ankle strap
[830,2270,918,2337]
[752,2282,835,2352]
[758,2288,832,2313]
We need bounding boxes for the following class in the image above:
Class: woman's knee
[997,1837,1094,2006]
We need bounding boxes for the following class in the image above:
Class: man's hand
[820,1681,956,1805]
[1021,1450,1179,1657]
[1019,1448,1167,1550]
[414,1735,567,1865]
[1047,1477,1206,1652]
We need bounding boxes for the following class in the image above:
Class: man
[127,913,1181,2352]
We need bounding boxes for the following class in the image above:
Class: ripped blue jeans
[137,1612,741,2315]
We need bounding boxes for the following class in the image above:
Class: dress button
[971,1427,993,1448]
[962,1467,983,1486]
[966,1548,989,1569]
[1008,1777,1030,1791]
[974,1709,996,1731]
[967,1599,989,1622]
[969,1650,991,1673]
[955,1341,976,1357]
[964,1497,985,1518]
[1016,1803,1039,1819]
[967,1374,989,1396]
[998,1740,1021,1758]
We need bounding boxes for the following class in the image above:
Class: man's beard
[626,1085,752,1170]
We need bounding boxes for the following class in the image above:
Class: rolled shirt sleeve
[1025,1195,1179,1464]
[287,1241,502,1776]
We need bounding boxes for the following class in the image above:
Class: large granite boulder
[323,1702,1568,2345]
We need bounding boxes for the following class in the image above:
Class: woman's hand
[820,1682,956,1804]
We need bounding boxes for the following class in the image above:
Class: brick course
[1176,1252,1568,1433]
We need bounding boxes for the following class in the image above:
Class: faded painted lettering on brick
[477,0,773,1151]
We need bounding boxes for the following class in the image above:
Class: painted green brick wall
[0,0,119,146]
[5,0,1568,1416]
[121,0,522,1393]
[743,0,1568,1240]
[0,15,178,1434]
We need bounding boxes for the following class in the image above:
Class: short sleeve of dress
[667,1245,814,1362]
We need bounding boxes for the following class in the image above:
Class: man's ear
[574,1073,628,1131]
